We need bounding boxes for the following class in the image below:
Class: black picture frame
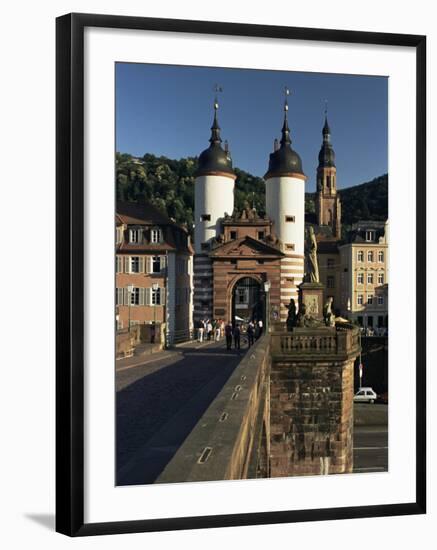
[56,12,426,537]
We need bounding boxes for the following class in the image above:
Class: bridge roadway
[116,341,388,485]
[353,405,388,474]
[116,339,247,486]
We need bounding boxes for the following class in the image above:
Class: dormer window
[129,228,142,244]
[230,231,237,240]
[365,230,375,242]
[151,228,162,244]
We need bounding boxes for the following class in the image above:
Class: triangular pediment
[210,236,284,258]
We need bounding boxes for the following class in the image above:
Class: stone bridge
[157,324,361,483]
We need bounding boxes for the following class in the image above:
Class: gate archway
[231,277,264,326]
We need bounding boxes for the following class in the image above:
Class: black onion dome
[318,116,336,168]
[264,111,304,179]
[195,108,235,177]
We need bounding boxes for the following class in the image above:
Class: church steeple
[315,105,341,238]
[318,105,336,168]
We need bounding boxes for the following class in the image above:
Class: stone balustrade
[271,323,360,361]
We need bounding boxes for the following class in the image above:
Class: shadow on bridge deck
[116,341,248,486]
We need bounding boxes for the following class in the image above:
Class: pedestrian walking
[247,322,255,347]
[197,319,204,343]
[207,320,213,340]
[233,324,241,350]
[257,319,263,338]
[214,319,221,341]
[225,322,233,350]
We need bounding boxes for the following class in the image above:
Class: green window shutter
[124,256,129,274]
[160,287,166,306]
[123,288,128,306]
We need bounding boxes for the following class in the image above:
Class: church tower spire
[315,104,341,238]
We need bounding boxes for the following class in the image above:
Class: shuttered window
[116,256,123,273]
[151,287,165,306]
[152,256,161,273]
[125,256,145,273]
[129,228,142,244]
[115,288,123,305]
[151,228,162,243]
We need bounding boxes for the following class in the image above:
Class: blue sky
[116,63,387,192]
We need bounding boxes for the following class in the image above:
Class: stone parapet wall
[269,325,359,477]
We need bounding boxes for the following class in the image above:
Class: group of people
[196,318,225,343]
[196,317,264,349]
[224,319,263,350]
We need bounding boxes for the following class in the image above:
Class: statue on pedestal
[307,226,320,283]
[296,302,307,327]
[323,296,335,327]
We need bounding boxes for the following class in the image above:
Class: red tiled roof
[116,201,192,255]
[116,201,175,226]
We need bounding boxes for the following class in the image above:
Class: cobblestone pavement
[116,339,247,485]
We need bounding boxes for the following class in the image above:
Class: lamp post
[347,295,362,389]
[127,283,134,333]
[263,280,271,333]
[152,282,159,346]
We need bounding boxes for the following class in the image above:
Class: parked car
[354,387,377,404]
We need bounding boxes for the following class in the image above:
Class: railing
[271,324,361,359]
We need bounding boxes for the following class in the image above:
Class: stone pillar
[268,326,359,477]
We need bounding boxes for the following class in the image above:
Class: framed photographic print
[56,13,426,536]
